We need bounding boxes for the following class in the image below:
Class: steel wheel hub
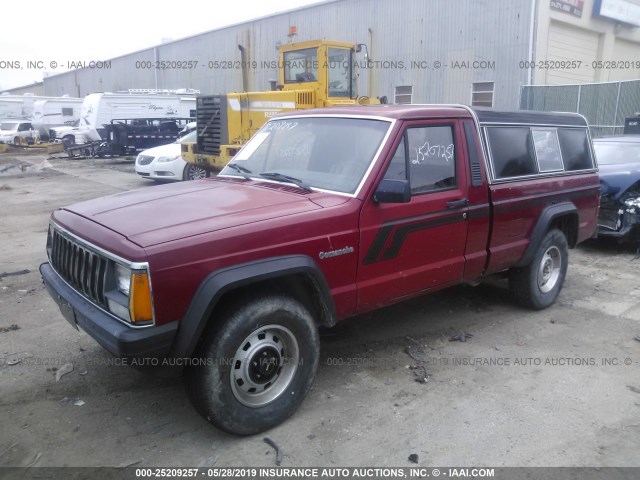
[249,346,280,384]
[537,246,561,293]
[230,324,299,408]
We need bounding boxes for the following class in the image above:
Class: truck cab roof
[274,104,589,127]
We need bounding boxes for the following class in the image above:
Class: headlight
[623,197,640,208]
[157,155,180,163]
[115,263,131,295]
[107,263,154,325]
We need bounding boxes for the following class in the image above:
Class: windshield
[0,122,18,130]
[283,48,318,83]
[594,141,640,165]
[220,117,391,194]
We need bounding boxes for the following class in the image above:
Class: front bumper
[597,224,636,239]
[135,159,185,181]
[135,162,153,178]
[40,262,178,358]
[597,206,640,241]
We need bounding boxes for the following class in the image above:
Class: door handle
[446,198,468,208]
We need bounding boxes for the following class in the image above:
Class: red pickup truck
[41,105,599,435]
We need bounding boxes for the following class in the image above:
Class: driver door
[357,120,470,310]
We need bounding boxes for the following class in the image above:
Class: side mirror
[374,179,411,204]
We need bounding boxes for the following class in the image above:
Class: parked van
[50,91,197,146]
[0,120,35,145]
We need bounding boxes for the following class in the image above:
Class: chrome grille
[49,228,108,308]
[137,155,154,165]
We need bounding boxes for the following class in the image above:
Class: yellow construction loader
[182,39,383,171]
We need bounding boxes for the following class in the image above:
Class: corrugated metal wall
[43,0,533,108]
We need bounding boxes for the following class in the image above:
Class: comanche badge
[319,246,355,260]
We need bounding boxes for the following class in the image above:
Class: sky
[0,0,326,91]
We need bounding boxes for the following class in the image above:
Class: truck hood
[61,179,324,247]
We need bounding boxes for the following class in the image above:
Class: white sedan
[135,131,207,181]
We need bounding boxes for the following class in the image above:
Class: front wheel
[62,135,75,147]
[186,295,319,435]
[509,229,569,310]
[183,163,207,181]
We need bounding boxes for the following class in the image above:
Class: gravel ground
[0,152,639,468]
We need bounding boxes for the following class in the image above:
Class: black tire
[185,295,319,435]
[62,135,75,147]
[13,136,20,146]
[509,229,569,310]
[182,163,207,181]
[95,143,112,159]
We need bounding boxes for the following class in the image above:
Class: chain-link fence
[520,80,640,138]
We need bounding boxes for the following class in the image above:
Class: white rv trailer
[0,94,82,119]
[51,91,197,145]
[32,98,83,127]
[0,98,25,119]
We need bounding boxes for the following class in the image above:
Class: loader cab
[279,40,357,105]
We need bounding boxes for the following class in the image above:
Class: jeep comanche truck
[41,105,599,435]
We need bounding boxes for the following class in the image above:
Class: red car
[41,105,599,434]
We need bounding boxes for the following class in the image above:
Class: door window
[383,125,456,194]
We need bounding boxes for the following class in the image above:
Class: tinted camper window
[558,129,593,171]
[487,127,537,179]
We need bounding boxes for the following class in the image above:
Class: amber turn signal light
[129,272,153,323]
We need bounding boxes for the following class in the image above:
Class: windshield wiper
[226,163,253,180]
[259,172,312,192]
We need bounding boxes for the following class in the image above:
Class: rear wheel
[183,163,207,181]
[186,295,319,435]
[510,229,568,310]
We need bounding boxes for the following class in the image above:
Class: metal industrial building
[11,0,640,109]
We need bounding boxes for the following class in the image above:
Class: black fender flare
[515,202,578,268]
[170,255,336,358]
